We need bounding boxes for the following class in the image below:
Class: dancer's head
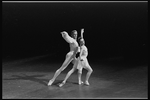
[71,30,78,40]
[79,37,85,46]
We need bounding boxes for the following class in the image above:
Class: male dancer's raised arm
[61,31,73,44]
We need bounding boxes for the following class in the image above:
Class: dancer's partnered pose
[48,30,80,86]
[59,29,93,87]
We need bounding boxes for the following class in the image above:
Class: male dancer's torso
[70,40,79,52]
[62,32,80,56]
[69,39,80,60]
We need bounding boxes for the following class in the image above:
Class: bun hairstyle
[78,37,85,45]
[78,37,82,41]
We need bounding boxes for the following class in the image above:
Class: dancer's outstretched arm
[61,31,73,43]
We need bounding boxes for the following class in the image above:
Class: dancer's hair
[71,30,77,35]
[78,37,85,45]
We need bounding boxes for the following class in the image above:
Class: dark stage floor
[2,56,148,99]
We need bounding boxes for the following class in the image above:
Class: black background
[2,2,148,63]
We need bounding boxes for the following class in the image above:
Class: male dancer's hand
[61,31,67,35]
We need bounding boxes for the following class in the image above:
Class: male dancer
[48,30,80,86]
[59,29,93,87]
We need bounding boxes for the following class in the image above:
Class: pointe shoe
[48,80,53,86]
[59,82,66,87]
[78,81,83,85]
[84,81,90,86]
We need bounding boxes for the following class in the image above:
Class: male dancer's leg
[59,59,78,87]
[59,67,77,87]
[48,54,73,86]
